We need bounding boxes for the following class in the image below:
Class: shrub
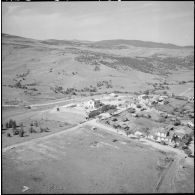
[126,130,133,136]
[136,104,142,108]
[146,114,151,119]
[144,90,150,95]
[13,130,19,135]
[128,108,136,113]
[40,127,45,133]
[7,133,11,137]
[40,127,49,133]
[162,91,168,95]
[174,119,181,126]
[158,117,166,123]
[183,148,192,157]
[181,134,193,146]
[94,65,100,71]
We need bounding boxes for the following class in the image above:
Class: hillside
[90,39,194,49]
[2,33,194,105]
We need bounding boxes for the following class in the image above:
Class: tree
[12,120,17,129]
[12,122,18,135]
[181,134,193,146]
[19,123,24,137]
[34,121,39,127]
[6,122,9,129]
[29,126,36,133]
[9,119,14,128]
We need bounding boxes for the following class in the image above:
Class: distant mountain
[90,39,194,49]
[2,33,193,49]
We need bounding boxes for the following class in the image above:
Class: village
[53,92,194,157]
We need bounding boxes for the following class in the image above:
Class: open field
[2,124,193,194]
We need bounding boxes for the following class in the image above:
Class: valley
[2,33,194,194]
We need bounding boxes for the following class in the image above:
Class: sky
[2,1,194,46]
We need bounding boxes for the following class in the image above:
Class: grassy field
[4,125,193,194]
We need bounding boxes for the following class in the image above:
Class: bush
[94,65,100,71]
[158,116,166,123]
[40,127,45,133]
[136,104,142,108]
[13,129,19,135]
[174,119,181,126]
[144,90,150,95]
[183,148,192,157]
[128,108,136,113]
[181,134,193,146]
[162,91,168,95]
[146,114,151,119]
[7,133,11,137]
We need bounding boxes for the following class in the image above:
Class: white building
[83,99,95,110]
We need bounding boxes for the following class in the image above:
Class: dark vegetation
[3,119,52,138]
[89,104,117,118]
[75,50,194,75]
[51,80,113,95]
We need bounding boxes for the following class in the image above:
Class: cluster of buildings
[137,94,168,106]
[68,92,193,150]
